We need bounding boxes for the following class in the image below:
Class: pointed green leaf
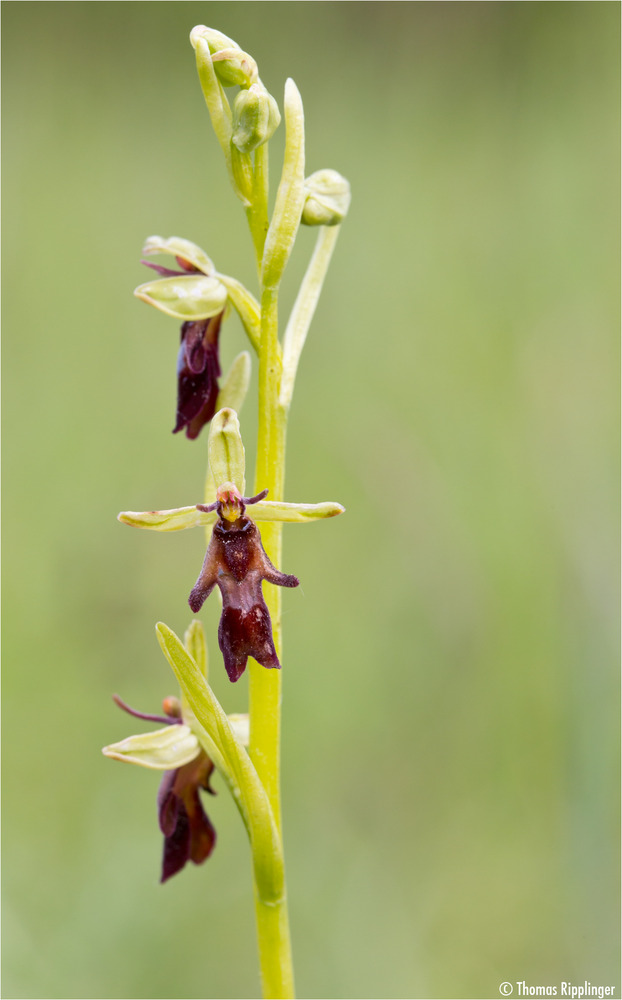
[134,274,227,320]
[102,725,199,770]
[117,506,216,532]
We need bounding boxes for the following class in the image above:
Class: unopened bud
[232,84,281,154]
[189,25,239,55]
[212,47,258,88]
[301,169,351,227]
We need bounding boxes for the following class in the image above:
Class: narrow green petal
[117,506,216,531]
[134,274,227,320]
[102,725,199,770]
[142,235,215,275]
[251,499,345,523]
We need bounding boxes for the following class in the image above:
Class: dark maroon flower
[174,313,223,439]
[108,694,216,883]
[188,486,299,682]
[157,750,216,883]
[140,257,223,440]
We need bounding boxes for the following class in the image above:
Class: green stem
[246,143,270,277]
[249,285,294,996]
[254,897,295,999]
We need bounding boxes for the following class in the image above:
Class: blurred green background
[2,3,619,999]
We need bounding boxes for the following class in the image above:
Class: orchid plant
[102,25,349,999]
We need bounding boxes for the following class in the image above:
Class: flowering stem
[248,283,294,996]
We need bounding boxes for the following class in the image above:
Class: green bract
[134,274,228,320]
[261,79,305,289]
[216,353,252,414]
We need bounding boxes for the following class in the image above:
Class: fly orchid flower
[103,690,249,882]
[189,484,299,681]
[133,236,261,438]
[118,408,344,681]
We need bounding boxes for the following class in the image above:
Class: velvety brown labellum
[174,313,223,440]
[188,515,299,682]
[157,753,216,883]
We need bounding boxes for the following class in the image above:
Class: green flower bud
[211,47,258,88]
[134,274,227,320]
[189,25,239,55]
[301,169,351,227]
[232,84,281,154]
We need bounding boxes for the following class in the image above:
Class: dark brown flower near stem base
[108,695,216,883]
[157,751,216,883]
[189,487,299,682]
[174,313,223,439]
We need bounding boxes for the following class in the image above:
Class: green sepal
[251,499,345,522]
[134,274,227,320]
[208,408,246,494]
[102,724,199,770]
[117,497,344,531]
[118,506,216,532]
[142,235,215,275]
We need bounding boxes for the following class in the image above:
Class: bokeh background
[2,3,619,999]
